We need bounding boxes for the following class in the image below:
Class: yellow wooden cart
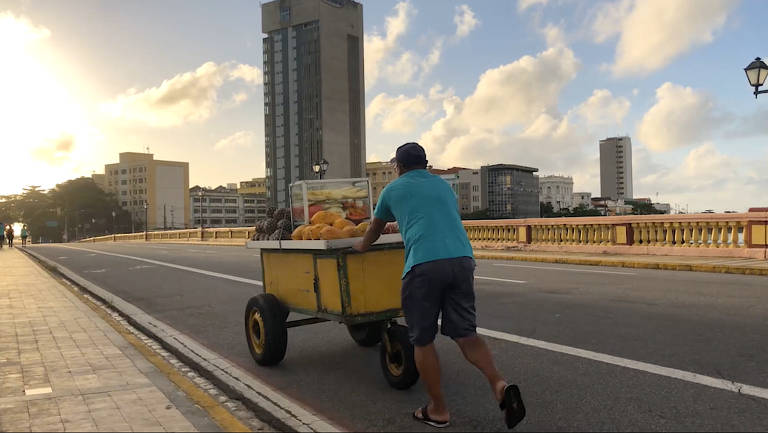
[244,236,419,390]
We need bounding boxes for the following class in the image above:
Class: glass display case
[290,178,372,226]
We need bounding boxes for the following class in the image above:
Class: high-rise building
[538,175,574,212]
[262,0,366,208]
[102,152,190,230]
[429,167,482,214]
[599,136,633,201]
[481,164,540,219]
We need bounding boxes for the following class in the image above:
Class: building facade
[430,167,482,214]
[572,192,592,209]
[102,152,190,230]
[481,164,540,219]
[238,178,267,195]
[538,175,574,212]
[262,0,366,208]
[366,162,396,204]
[599,136,633,201]
[190,185,266,228]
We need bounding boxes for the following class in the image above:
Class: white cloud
[541,23,566,48]
[367,93,431,133]
[570,89,630,127]
[229,64,263,85]
[518,0,548,12]
[364,2,413,89]
[636,82,720,152]
[454,5,479,40]
[418,45,583,170]
[230,92,249,105]
[635,144,767,212]
[214,130,259,150]
[593,0,738,77]
[103,61,262,127]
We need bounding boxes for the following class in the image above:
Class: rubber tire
[347,322,384,347]
[244,294,288,366]
[379,324,419,390]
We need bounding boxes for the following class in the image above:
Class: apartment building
[600,136,633,201]
[572,192,592,209]
[101,152,189,230]
[366,162,397,204]
[190,185,266,228]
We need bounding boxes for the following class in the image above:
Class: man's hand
[352,240,370,253]
[351,217,387,253]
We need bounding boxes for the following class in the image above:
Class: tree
[626,200,665,215]
[461,208,491,220]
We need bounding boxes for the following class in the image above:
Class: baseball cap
[389,142,428,168]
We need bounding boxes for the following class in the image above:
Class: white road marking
[476,326,768,401]
[128,265,156,270]
[84,269,107,273]
[57,256,68,259]
[55,245,263,286]
[493,263,636,275]
[86,254,97,257]
[475,276,526,284]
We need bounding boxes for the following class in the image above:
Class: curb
[473,253,768,276]
[21,247,341,433]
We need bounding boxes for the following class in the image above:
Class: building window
[211,208,223,214]
[193,197,201,203]
[121,191,127,196]
[244,209,256,214]
[138,178,144,184]
[121,180,127,185]
[225,209,237,214]
[122,201,127,206]
[194,209,200,214]
[209,198,223,204]
[472,185,479,192]
[225,219,238,224]
[244,199,255,205]
[224,198,237,204]
[121,169,127,175]
[210,219,222,225]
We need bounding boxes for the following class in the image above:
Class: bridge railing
[77,211,768,259]
[462,211,768,259]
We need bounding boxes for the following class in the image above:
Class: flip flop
[413,405,451,429]
[499,384,526,429]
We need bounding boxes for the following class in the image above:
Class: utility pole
[163,204,167,230]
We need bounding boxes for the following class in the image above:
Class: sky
[0,0,766,213]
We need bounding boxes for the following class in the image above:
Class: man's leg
[414,343,450,421]
[455,335,507,401]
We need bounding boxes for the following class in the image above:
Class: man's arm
[352,217,387,253]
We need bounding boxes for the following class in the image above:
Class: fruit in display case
[251,207,293,241]
[341,226,357,238]
[333,218,355,230]
[310,210,341,225]
[319,226,345,240]
[306,224,329,240]
[306,186,368,202]
[353,221,369,237]
[291,224,309,240]
[382,222,400,234]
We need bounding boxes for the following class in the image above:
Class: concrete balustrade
[77,211,768,260]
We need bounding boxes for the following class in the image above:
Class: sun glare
[0,12,96,195]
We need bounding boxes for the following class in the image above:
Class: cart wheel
[244,294,287,366]
[379,324,419,390]
[347,322,384,347]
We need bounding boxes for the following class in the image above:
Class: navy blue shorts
[401,257,477,346]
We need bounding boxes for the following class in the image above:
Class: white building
[190,186,266,228]
[539,175,574,212]
[572,192,592,209]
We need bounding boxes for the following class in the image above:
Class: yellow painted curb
[39,265,253,432]
[474,253,768,276]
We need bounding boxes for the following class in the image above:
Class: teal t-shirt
[374,169,474,278]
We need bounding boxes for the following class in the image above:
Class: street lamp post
[744,57,768,98]
[143,202,148,238]
[112,210,116,234]
[198,190,204,228]
[312,158,329,180]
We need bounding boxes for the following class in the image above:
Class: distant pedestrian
[6,225,14,248]
[0,223,4,249]
[21,225,29,247]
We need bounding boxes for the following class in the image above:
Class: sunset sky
[1,0,766,212]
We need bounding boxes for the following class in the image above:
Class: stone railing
[463,210,768,259]
[77,211,768,259]
[79,227,256,244]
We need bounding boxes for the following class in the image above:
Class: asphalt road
[27,243,768,431]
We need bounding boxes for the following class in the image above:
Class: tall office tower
[262,0,366,208]
[599,136,633,201]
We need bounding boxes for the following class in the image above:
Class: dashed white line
[54,245,263,286]
[475,276,526,284]
[476,326,768,401]
[493,263,636,275]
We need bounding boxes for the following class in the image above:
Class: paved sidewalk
[0,248,224,432]
[474,248,768,276]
